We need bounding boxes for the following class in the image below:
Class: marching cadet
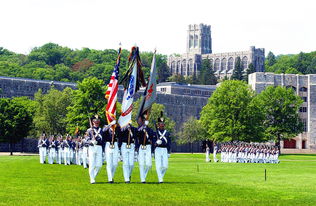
[82,132,89,169]
[38,133,48,164]
[104,121,120,183]
[137,116,155,183]
[119,123,138,183]
[154,114,171,183]
[56,135,63,164]
[63,134,71,165]
[76,137,83,165]
[202,139,211,162]
[86,115,105,184]
[48,135,57,164]
[70,137,76,164]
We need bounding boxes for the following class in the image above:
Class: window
[228,57,234,71]
[242,56,248,69]
[214,59,220,71]
[302,97,307,102]
[299,87,307,92]
[221,58,227,71]
[160,88,166,92]
[302,119,307,132]
[299,107,307,112]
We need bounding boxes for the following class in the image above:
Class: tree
[66,77,107,135]
[231,57,243,80]
[167,74,186,84]
[33,87,73,135]
[199,59,217,85]
[266,51,276,66]
[243,63,256,83]
[0,98,33,155]
[200,80,264,143]
[177,117,207,153]
[255,86,303,152]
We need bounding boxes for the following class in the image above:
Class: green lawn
[0,154,316,206]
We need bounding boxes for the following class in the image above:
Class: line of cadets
[203,140,280,164]
[38,115,171,184]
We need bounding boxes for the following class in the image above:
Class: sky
[0,0,315,56]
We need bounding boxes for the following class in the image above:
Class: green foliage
[243,63,256,83]
[0,98,33,147]
[167,74,186,84]
[266,51,276,66]
[231,57,243,80]
[66,77,107,135]
[200,80,264,143]
[33,87,73,135]
[265,51,316,74]
[177,117,207,144]
[255,86,303,144]
[198,58,217,85]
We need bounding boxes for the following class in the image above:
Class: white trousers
[205,148,210,162]
[39,147,47,164]
[57,149,63,164]
[64,147,71,165]
[82,147,88,168]
[213,151,218,162]
[48,149,56,164]
[138,145,152,182]
[88,145,103,183]
[121,143,135,182]
[155,147,168,182]
[105,142,119,182]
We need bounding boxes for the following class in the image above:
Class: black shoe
[141,181,146,184]
[125,181,130,183]
[159,182,163,184]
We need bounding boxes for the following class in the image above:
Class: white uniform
[155,129,170,183]
[38,139,47,164]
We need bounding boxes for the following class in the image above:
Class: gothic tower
[186,24,212,54]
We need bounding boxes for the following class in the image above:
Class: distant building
[168,24,265,79]
[0,76,77,99]
[249,72,316,153]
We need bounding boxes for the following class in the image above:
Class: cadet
[119,123,138,183]
[38,133,48,164]
[104,121,120,183]
[63,135,71,165]
[86,115,105,184]
[82,132,89,169]
[213,142,219,162]
[202,139,211,162]
[137,116,155,183]
[48,135,57,164]
[56,135,63,164]
[154,114,171,183]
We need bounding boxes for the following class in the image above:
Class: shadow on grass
[94,181,208,185]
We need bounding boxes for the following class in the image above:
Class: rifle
[88,115,97,145]
[109,125,116,149]
[126,127,131,149]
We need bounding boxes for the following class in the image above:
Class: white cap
[145,120,149,125]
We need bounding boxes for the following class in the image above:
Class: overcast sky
[0,0,315,56]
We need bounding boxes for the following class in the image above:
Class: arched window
[221,58,227,71]
[228,57,234,71]
[188,59,193,75]
[176,61,181,74]
[189,35,193,48]
[194,35,198,48]
[182,60,187,75]
[171,61,175,74]
[242,56,248,69]
[286,85,297,92]
[214,58,220,71]
[299,87,308,92]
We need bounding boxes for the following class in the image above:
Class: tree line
[0,43,170,84]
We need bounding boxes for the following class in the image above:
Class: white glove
[92,140,97,145]
[156,139,162,145]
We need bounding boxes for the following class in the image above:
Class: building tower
[186,24,212,55]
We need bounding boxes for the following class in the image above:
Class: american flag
[105,48,121,124]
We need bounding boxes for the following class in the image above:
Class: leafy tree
[285,67,301,74]
[0,98,33,155]
[66,77,107,135]
[167,74,186,84]
[177,116,207,153]
[33,87,73,135]
[266,51,276,66]
[243,63,256,82]
[200,80,264,143]
[255,86,303,152]
[306,57,316,73]
[199,59,217,85]
[231,57,243,80]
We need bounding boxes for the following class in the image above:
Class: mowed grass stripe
[0,154,315,206]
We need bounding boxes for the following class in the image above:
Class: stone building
[168,24,265,79]
[249,72,316,153]
[0,76,77,99]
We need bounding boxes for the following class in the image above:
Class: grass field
[0,154,316,206]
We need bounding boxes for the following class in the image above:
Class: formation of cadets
[37,115,171,184]
[203,140,280,164]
